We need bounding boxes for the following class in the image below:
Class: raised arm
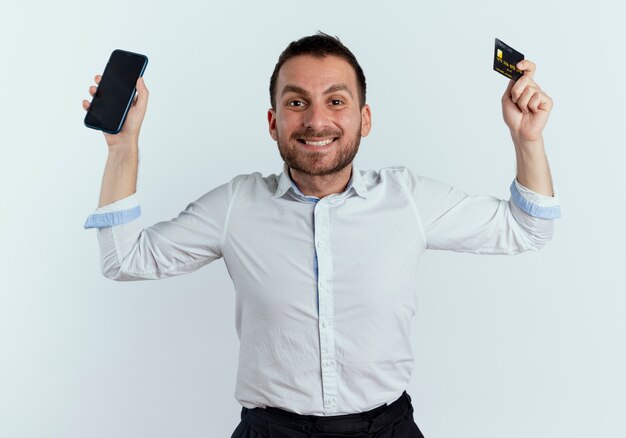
[82,75,230,281]
[502,59,555,197]
[82,75,148,207]
[407,60,561,255]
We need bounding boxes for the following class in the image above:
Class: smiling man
[83,32,561,437]
[269,51,371,199]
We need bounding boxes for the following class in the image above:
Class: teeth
[304,138,333,147]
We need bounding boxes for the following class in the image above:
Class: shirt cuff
[509,178,561,219]
[83,192,141,229]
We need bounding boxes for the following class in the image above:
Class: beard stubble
[276,125,362,177]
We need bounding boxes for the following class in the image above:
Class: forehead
[277,54,358,93]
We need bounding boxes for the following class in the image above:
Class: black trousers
[230,391,425,438]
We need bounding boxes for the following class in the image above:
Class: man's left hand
[502,60,553,143]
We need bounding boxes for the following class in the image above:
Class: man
[82,33,561,437]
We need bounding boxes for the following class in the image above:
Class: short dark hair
[269,32,367,109]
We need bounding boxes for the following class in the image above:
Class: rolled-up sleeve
[84,177,240,281]
[509,178,561,219]
[84,193,141,229]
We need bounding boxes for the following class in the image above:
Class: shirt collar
[272,162,369,200]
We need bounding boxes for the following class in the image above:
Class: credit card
[493,38,524,81]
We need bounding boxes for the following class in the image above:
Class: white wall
[1,1,624,437]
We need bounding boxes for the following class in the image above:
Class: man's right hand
[82,75,149,148]
[83,74,147,207]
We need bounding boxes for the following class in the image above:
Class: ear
[268,108,278,141]
[360,104,372,137]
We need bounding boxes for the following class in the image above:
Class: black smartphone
[84,49,148,134]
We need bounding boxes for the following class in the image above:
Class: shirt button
[321,321,327,328]
[317,240,325,249]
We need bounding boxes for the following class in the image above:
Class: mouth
[296,137,338,149]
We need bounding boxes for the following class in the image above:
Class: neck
[289,164,353,198]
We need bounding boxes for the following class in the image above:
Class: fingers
[89,75,102,96]
[510,75,540,103]
[530,91,553,113]
[83,74,102,111]
[513,85,552,114]
[134,77,149,110]
[503,59,551,114]
[516,86,536,113]
[517,59,536,80]
[505,59,539,103]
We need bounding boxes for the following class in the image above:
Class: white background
[1,1,624,437]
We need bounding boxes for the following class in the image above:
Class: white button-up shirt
[84,163,560,415]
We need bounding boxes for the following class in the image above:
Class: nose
[302,102,330,131]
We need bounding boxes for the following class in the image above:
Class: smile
[297,137,338,147]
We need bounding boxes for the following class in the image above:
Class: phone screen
[84,49,148,134]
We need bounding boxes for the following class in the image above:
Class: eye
[288,100,306,107]
[330,99,344,105]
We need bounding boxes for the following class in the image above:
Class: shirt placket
[314,199,338,413]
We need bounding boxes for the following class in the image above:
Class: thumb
[135,77,149,110]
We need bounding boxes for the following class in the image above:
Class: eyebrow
[281,83,353,98]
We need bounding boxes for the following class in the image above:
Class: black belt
[241,391,414,437]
